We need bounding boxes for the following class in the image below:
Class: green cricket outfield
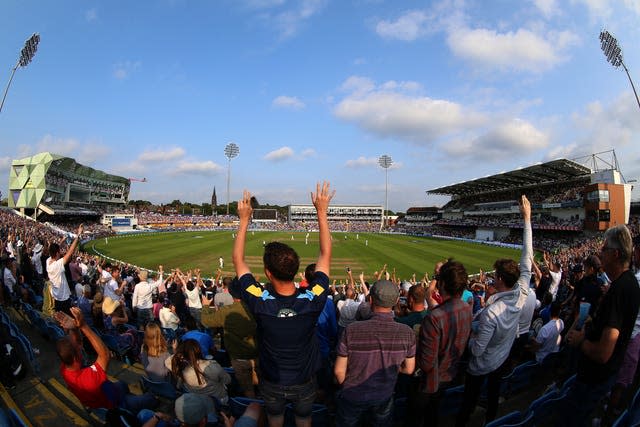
[85,231,522,282]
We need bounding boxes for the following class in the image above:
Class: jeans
[557,375,617,427]
[259,378,316,418]
[456,365,508,427]
[136,308,153,329]
[335,393,393,427]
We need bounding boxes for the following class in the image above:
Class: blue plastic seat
[229,396,264,419]
[140,376,179,400]
[485,411,523,427]
[501,361,539,397]
[527,393,565,426]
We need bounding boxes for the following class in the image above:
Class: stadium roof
[428,159,592,196]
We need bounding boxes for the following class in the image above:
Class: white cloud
[533,0,561,18]
[85,8,97,22]
[172,160,223,176]
[264,146,294,161]
[571,0,613,20]
[18,134,113,166]
[300,148,317,158]
[334,76,486,144]
[271,0,328,39]
[113,61,142,80]
[375,10,431,41]
[345,156,378,168]
[243,0,286,9]
[138,147,185,162]
[272,95,305,110]
[443,119,549,160]
[446,27,579,73]
[0,157,11,173]
[569,92,640,153]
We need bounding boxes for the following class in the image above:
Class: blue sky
[1,0,639,212]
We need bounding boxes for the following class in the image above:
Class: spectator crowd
[1,186,640,427]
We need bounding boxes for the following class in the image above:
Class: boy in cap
[334,279,416,426]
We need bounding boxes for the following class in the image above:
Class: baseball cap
[175,393,215,425]
[370,280,399,308]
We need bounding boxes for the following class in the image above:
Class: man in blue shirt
[232,182,334,427]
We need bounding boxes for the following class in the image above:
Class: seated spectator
[102,296,140,360]
[160,299,181,331]
[180,316,215,359]
[77,284,94,327]
[54,307,157,413]
[138,394,261,427]
[166,339,231,404]
[140,322,172,382]
[528,302,564,363]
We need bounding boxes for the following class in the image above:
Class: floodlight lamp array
[19,33,40,68]
[600,30,623,68]
[224,142,239,160]
[378,154,393,169]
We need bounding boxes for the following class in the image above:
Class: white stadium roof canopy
[427,159,592,197]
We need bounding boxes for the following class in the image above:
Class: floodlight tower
[1,33,40,114]
[378,154,393,229]
[599,29,640,111]
[224,142,239,215]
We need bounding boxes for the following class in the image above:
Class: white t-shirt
[535,318,564,363]
[185,286,202,309]
[47,257,70,302]
[103,278,120,301]
[548,270,562,299]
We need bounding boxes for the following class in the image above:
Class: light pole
[378,154,392,229]
[224,142,239,215]
[1,33,40,114]
[600,29,640,111]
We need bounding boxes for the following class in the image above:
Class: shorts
[258,378,316,418]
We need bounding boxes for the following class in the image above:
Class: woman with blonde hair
[166,339,230,404]
[140,322,171,381]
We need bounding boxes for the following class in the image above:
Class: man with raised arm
[47,224,83,314]
[233,182,334,427]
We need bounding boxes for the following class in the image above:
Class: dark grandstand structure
[402,153,633,241]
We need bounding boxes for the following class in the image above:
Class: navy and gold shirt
[235,271,329,385]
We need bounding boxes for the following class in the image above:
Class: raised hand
[311,181,334,214]
[238,190,253,222]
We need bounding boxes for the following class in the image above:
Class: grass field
[85,231,522,282]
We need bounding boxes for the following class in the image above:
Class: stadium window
[598,209,611,222]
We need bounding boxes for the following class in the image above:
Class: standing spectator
[133,267,164,329]
[408,261,472,427]
[334,279,416,427]
[214,277,234,308]
[544,251,562,300]
[232,182,334,427]
[395,284,429,329]
[47,224,83,314]
[456,196,532,426]
[563,225,640,426]
[183,270,204,324]
[31,243,44,280]
[201,280,258,398]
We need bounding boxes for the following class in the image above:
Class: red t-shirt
[61,362,114,409]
